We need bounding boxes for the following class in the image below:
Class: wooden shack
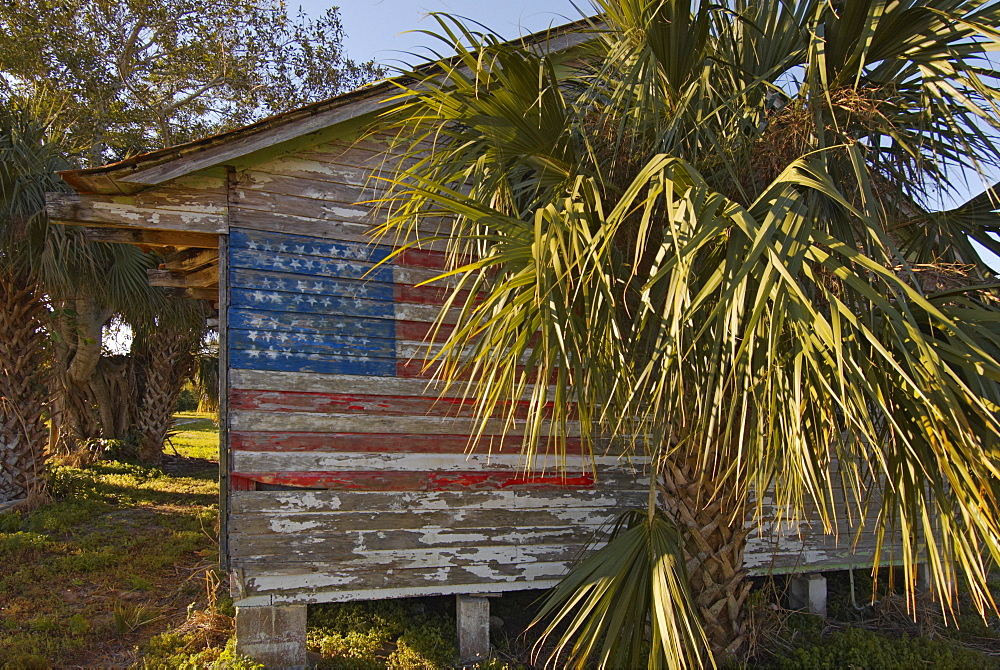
[46,24,901,666]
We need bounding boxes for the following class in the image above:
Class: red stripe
[395,320,453,342]
[394,283,474,306]
[229,389,570,418]
[397,248,452,270]
[230,431,584,454]
[230,470,595,491]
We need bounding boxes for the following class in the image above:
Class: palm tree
[0,105,65,504]
[377,1,1000,666]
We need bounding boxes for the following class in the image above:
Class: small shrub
[176,386,200,412]
[112,602,163,635]
[308,599,457,669]
[774,626,996,669]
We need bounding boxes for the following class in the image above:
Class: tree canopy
[0,0,384,163]
[377,1,1000,666]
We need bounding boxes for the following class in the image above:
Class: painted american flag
[226,227,620,492]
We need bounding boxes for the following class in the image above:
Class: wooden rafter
[147,265,219,289]
[160,247,219,272]
[81,226,219,248]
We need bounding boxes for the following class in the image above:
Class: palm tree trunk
[135,326,196,464]
[660,455,752,663]
[0,275,50,503]
[48,294,115,453]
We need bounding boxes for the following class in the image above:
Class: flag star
[248,331,259,341]
[278,243,288,252]
[252,291,265,302]
[263,243,272,251]
[263,332,273,342]
[273,259,285,269]
[277,333,289,343]
[267,349,279,360]
[303,260,315,270]
[306,296,317,306]
[275,280,287,291]
[247,240,258,250]
[295,245,306,253]
[292,295,303,304]
[297,281,308,291]
[313,334,323,343]
[312,282,324,291]
[289,259,301,269]
[284,350,293,359]
[321,298,332,307]
[311,246,322,254]
[269,292,281,302]
[248,350,260,358]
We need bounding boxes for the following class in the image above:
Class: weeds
[0,413,219,667]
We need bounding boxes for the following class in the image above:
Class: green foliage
[141,635,263,669]
[379,2,1000,665]
[308,599,457,669]
[773,626,996,669]
[175,384,200,413]
[0,0,384,162]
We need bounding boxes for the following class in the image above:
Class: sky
[300,0,582,68]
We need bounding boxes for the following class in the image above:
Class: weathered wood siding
[225,138,652,604]
[220,136,900,605]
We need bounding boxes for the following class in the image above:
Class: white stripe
[230,409,582,436]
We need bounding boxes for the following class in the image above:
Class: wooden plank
[47,192,226,233]
[228,488,647,515]
[82,226,219,248]
[229,310,396,340]
[228,206,450,251]
[219,229,231,571]
[239,560,575,596]
[230,506,626,536]
[232,540,600,567]
[229,410,586,439]
[240,170,389,202]
[229,469,647,492]
[163,287,219,301]
[161,248,219,272]
[230,449,629,472]
[227,390,560,421]
[241,579,563,607]
[230,369,453,396]
[147,265,219,288]
[232,524,609,560]
[229,349,396,377]
[230,270,394,302]
[229,431,591,456]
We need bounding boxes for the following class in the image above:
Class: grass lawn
[169,411,220,461]
[0,415,226,668]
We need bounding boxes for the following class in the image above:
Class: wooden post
[456,594,490,663]
[235,604,307,669]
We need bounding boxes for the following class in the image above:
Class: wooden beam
[147,265,219,288]
[81,226,219,248]
[46,192,226,233]
[160,247,219,272]
[162,286,219,301]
